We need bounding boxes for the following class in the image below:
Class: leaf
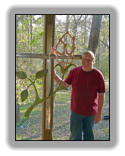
[63,64,77,74]
[55,63,77,80]
[35,69,48,79]
[24,66,69,117]
[67,44,72,50]
[16,71,27,79]
[54,64,65,74]
[56,84,68,91]
[21,89,28,102]
[32,39,37,46]
[24,83,68,117]
[39,32,44,37]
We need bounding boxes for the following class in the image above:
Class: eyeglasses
[83,58,93,63]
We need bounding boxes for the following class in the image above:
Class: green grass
[16,90,109,140]
[55,91,71,103]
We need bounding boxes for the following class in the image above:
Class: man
[54,51,105,140]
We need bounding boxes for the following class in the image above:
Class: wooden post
[42,15,55,140]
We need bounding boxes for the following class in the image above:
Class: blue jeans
[70,112,95,140]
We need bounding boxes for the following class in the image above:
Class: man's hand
[94,93,105,124]
[94,113,101,124]
[54,70,69,89]
[54,70,57,77]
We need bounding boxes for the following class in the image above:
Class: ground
[16,90,109,141]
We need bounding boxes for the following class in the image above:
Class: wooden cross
[16,15,81,140]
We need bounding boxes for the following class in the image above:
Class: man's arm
[54,71,69,89]
[94,93,105,124]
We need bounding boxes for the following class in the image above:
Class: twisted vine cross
[16,32,76,117]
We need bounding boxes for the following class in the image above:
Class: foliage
[55,63,77,79]
[16,15,109,140]
[35,69,48,79]
[16,63,76,117]
[21,89,28,102]
[16,14,109,116]
[16,15,44,53]
[16,71,27,79]
[16,69,48,117]
[16,90,109,140]
[55,15,109,80]
[16,15,109,79]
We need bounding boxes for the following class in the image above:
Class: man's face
[82,54,94,70]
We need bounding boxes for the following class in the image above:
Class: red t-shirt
[64,66,106,116]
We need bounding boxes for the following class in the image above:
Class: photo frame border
[7,6,117,148]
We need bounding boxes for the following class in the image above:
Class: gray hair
[82,50,95,63]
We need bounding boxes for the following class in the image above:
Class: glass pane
[55,15,92,55]
[53,15,109,140]
[16,15,44,54]
[16,58,43,140]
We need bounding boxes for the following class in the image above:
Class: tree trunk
[73,15,82,53]
[66,15,70,32]
[73,15,82,38]
[88,15,102,54]
[84,15,88,45]
[27,15,30,50]
[30,15,33,52]
[16,98,20,122]
[64,15,70,46]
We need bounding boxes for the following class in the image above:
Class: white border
[8,6,117,148]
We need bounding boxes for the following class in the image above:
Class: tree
[30,15,33,52]
[72,15,82,38]
[88,15,102,54]
[16,98,20,122]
